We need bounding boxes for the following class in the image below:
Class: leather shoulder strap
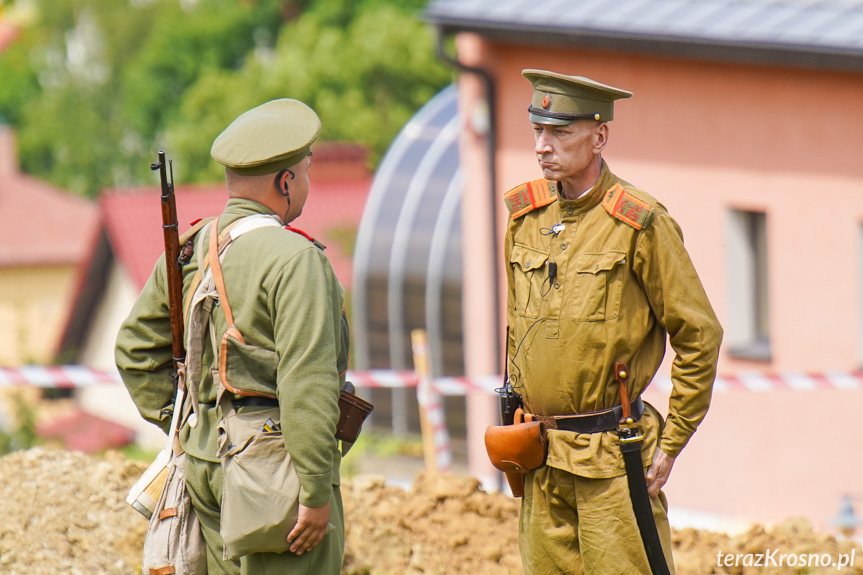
[207,216,279,400]
[205,214,281,326]
[178,218,215,318]
[179,217,215,245]
[182,220,235,320]
[209,216,238,330]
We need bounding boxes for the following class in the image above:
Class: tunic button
[554,282,560,289]
[524,262,531,269]
[561,243,567,250]
[567,208,574,215]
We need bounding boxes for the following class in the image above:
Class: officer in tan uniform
[505,70,723,574]
[116,99,348,574]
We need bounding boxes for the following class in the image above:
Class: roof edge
[426,15,863,73]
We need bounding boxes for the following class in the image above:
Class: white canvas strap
[182,215,283,420]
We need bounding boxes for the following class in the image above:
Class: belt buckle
[617,415,643,444]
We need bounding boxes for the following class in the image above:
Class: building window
[726,209,770,360]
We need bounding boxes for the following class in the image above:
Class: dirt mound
[342,472,522,575]
[674,520,863,575]
[344,472,863,575]
[0,447,148,574]
[0,448,860,574]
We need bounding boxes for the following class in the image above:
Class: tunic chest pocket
[571,251,627,322]
[510,244,549,319]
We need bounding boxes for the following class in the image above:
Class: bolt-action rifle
[153,150,186,383]
[125,151,188,519]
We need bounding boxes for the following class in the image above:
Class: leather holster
[336,387,374,444]
[484,409,547,497]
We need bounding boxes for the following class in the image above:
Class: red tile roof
[101,176,370,291]
[35,406,135,453]
[0,127,99,268]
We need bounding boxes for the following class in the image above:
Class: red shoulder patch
[601,184,654,230]
[504,179,558,219]
[283,225,315,242]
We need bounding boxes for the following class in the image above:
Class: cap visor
[529,113,573,126]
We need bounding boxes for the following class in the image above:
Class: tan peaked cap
[523,69,632,125]
[211,99,321,176]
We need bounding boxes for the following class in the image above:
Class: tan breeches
[519,466,675,575]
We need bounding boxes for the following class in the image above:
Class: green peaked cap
[211,99,321,176]
[523,69,632,125]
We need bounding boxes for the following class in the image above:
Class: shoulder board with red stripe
[179,216,215,245]
[601,183,654,230]
[284,225,327,250]
[284,225,315,242]
[504,179,558,219]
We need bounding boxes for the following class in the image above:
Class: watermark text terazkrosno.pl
[716,548,856,569]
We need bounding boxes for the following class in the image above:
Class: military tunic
[116,198,349,574]
[505,162,722,574]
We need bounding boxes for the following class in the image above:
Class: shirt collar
[557,160,612,219]
[222,197,282,224]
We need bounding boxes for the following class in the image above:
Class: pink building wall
[457,36,863,532]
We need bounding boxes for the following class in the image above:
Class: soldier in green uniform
[504,70,723,574]
[116,99,348,574]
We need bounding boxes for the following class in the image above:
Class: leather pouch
[484,421,548,473]
[336,388,374,444]
[484,418,547,498]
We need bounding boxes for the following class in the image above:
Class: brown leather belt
[532,397,644,434]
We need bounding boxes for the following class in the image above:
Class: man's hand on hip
[645,448,675,497]
[287,503,331,555]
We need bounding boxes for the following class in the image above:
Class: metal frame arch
[386,114,460,370]
[352,85,458,370]
[425,168,463,377]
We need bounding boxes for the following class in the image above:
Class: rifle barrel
[154,150,186,370]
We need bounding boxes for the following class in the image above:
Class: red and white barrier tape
[3,365,860,474]
[348,371,863,394]
[2,366,862,393]
[651,373,863,393]
[0,365,122,387]
[345,370,500,395]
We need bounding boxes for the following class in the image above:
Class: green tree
[3,0,166,193]
[0,32,40,125]
[0,0,449,196]
[167,1,451,182]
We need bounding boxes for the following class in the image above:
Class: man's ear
[276,169,291,197]
[594,122,609,154]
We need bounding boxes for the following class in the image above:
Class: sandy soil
[0,447,859,574]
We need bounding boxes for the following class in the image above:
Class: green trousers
[184,454,345,575]
[519,466,675,575]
